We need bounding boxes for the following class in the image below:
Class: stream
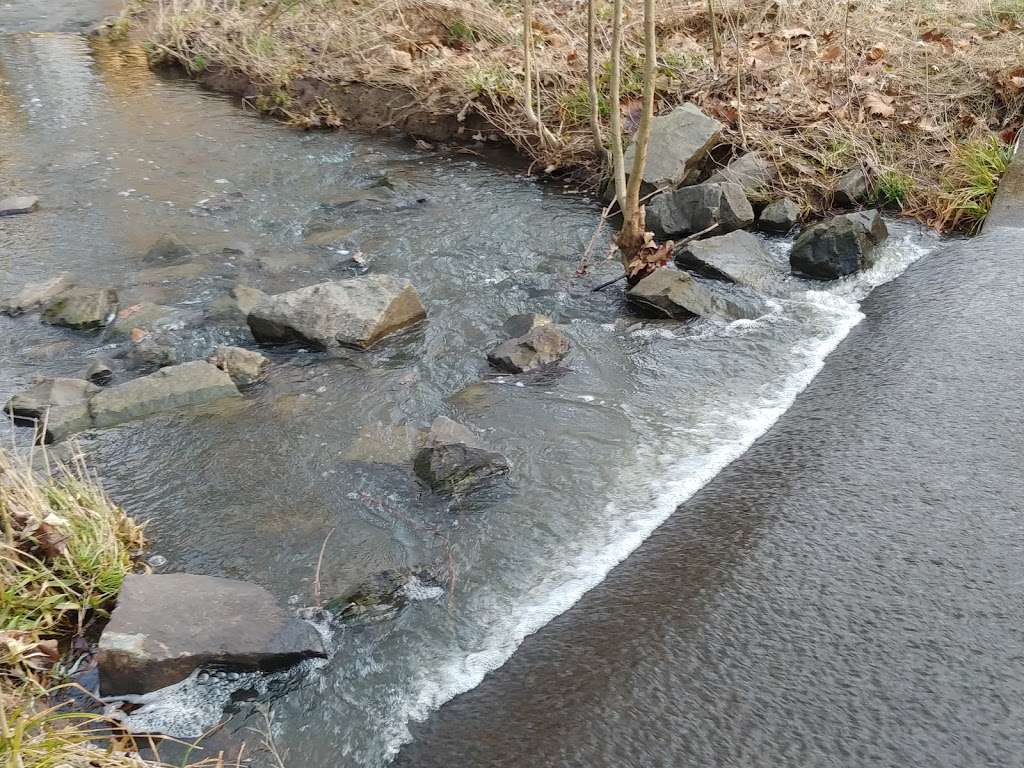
[0,6,962,767]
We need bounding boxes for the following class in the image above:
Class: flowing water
[0,8,953,767]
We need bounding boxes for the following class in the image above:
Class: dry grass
[141,0,1024,229]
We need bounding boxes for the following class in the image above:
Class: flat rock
[1,274,74,316]
[674,230,781,289]
[89,361,240,429]
[342,424,427,465]
[623,103,722,190]
[247,275,426,350]
[790,210,889,279]
[414,416,511,493]
[646,182,754,240]
[143,235,195,266]
[832,168,870,207]
[97,573,326,695]
[626,268,767,321]
[487,324,570,373]
[41,287,118,330]
[4,378,96,444]
[0,195,39,216]
[707,152,776,197]
[210,345,267,386]
[758,198,801,233]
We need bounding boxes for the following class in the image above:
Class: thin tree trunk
[607,0,628,210]
[586,0,604,156]
[707,0,722,70]
[522,0,559,148]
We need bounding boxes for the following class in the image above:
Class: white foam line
[385,234,934,763]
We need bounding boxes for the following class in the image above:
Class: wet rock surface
[487,324,570,374]
[623,103,722,189]
[97,573,327,695]
[85,358,115,386]
[627,268,767,321]
[501,312,551,338]
[342,424,427,465]
[790,210,889,279]
[324,566,445,626]
[143,234,195,266]
[41,287,118,330]
[4,377,96,444]
[414,416,511,493]
[210,345,267,386]
[0,194,39,215]
[1,274,74,316]
[758,198,800,233]
[674,230,780,289]
[646,182,754,240]
[247,275,426,349]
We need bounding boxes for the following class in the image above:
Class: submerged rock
[342,423,427,466]
[626,268,767,321]
[832,168,870,208]
[414,416,511,493]
[758,198,801,233]
[107,302,178,339]
[123,335,178,372]
[674,230,781,289]
[41,287,118,330]
[89,361,240,429]
[206,284,268,324]
[4,378,96,444]
[502,312,551,338]
[707,152,777,197]
[623,103,722,189]
[97,573,327,696]
[790,210,889,279]
[209,345,268,386]
[143,235,195,266]
[323,567,445,626]
[247,275,426,350]
[1,274,74,316]
[646,182,754,240]
[487,324,570,374]
[0,195,39,216]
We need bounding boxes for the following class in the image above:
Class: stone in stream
[89,361,240,429]
[1,274,74,316]
[789,210,889,280]
[487,324,570,374]
[832,168,870,208]
[205,284,268,324]
[143,234,195,266]
[123,335,178,372]
[96,573,327,695]
[41,287,118,330]
[106,302,178,339]
[626,268,767,321]
[3,378,97,444]
[85,358,115,386]
[501,312,551,338]
[707,152,777,198]
[247,275,426,350]
[0,195,39,216]
[342,423,427,466]
[758,198,801,233]
[623,103,722,190]
[323,566,445,626]
[414,416,511,493]
[674,230,782,289]
[646,182,754,241]
[209,345,268,386]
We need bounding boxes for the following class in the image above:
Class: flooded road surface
[5,5,1010,768]
[395,227,1024,767]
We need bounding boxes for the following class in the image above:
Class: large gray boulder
[41,287,118,330]
[623,103,722,190]
[1,275,74,316]
[626,268,766,321]
[487,324,570,374]
[0,195,39,216]
[707,152,776,197]
[646,182,754,240]
[97,573,326,695]
[247,275,426,350]
[4,378,96,444]
[790,210,889,279]
[414,416,511,493]
[89,361,239,429]
[674,230,781,289]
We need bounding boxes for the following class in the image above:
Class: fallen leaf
[866,43,886,61]
[781,27,812,39]
[820,44,843,62]
[864,91,895,117]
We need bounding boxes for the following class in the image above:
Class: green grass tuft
[939,136,1013,231]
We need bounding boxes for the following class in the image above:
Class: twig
[312,528,335,609]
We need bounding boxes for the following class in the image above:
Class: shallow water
[0,16,941,767]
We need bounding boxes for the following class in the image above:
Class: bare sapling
[522,0,559,148]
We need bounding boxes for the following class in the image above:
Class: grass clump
[938,136,1014,231]
[873,170,916,210]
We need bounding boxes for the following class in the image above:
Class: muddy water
[1,13,941,768]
